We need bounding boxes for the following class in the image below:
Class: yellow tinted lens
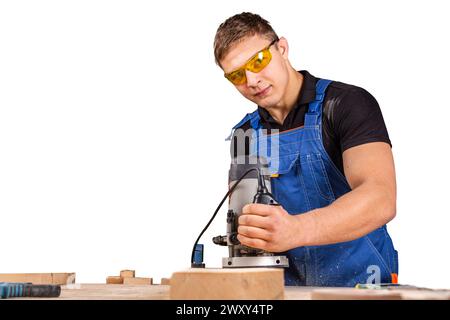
[224,43,274,85]
[225,68,246,85]
[248,48,272,73]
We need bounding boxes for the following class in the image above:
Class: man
[214,12,398,287]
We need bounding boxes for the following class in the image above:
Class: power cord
[190,168,258,267]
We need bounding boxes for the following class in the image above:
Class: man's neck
[266,70,303,125]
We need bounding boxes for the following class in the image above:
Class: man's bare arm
[237,142,397,252]
[298,141,397,246]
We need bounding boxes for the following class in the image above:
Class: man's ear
[276,37,289,59]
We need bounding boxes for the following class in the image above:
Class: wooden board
[123,277,153,285]
[0,273,75,285]
[310,288,402,300]
[120,270,135,278]
[106,276,123,284]
[287,287,450,300]
[161,278,170,285]
[170,268,284,300]
[54,284,169,300]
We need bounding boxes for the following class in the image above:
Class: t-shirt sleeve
[333,87,392,153]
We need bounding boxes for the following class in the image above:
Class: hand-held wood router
[191,156,289,269]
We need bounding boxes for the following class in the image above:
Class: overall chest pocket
[299,153,336,209]
[270,154,308,214]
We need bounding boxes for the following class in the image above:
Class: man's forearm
[295,181,396,247]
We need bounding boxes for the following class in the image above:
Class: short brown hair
[213,12,278,67]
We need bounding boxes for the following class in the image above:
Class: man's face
[220,35,290,109]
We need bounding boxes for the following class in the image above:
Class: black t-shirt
[231,70,391,176]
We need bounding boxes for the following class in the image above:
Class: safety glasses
[224,39,278,85]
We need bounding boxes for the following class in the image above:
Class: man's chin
[257,98,278,109]
[247,95,276,108]
[244,92,278,108]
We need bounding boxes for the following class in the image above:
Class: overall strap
[305,79,332,126]
[225,109,261,141]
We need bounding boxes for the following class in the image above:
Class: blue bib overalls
[229,79,398,287]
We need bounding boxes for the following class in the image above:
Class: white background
[0,0,449,288]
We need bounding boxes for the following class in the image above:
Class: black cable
[190,168,259,266]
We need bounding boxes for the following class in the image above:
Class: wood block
[123,277,153,285]
[0,273,75,285]
[170,268,284,300]
[161,278,170,285]
[106,276,123,284]
[120,270,135,278]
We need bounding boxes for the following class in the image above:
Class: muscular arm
[237,141,397,251]
[298,141,396,246]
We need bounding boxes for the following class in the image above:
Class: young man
[214,12,398,286]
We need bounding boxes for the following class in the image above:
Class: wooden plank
[310,288,402,300]
[308,288,450,300]
[160,278,170,285]
[106,276,123,284]
[58,284,170,300]
[0,273,75,285]
[123,277,153,285]
[120,270,135,278]
[284,286,314,300]
[170,268,284,300]
[396,289,450,300]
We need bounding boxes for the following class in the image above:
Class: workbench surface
[17,284,450,300]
